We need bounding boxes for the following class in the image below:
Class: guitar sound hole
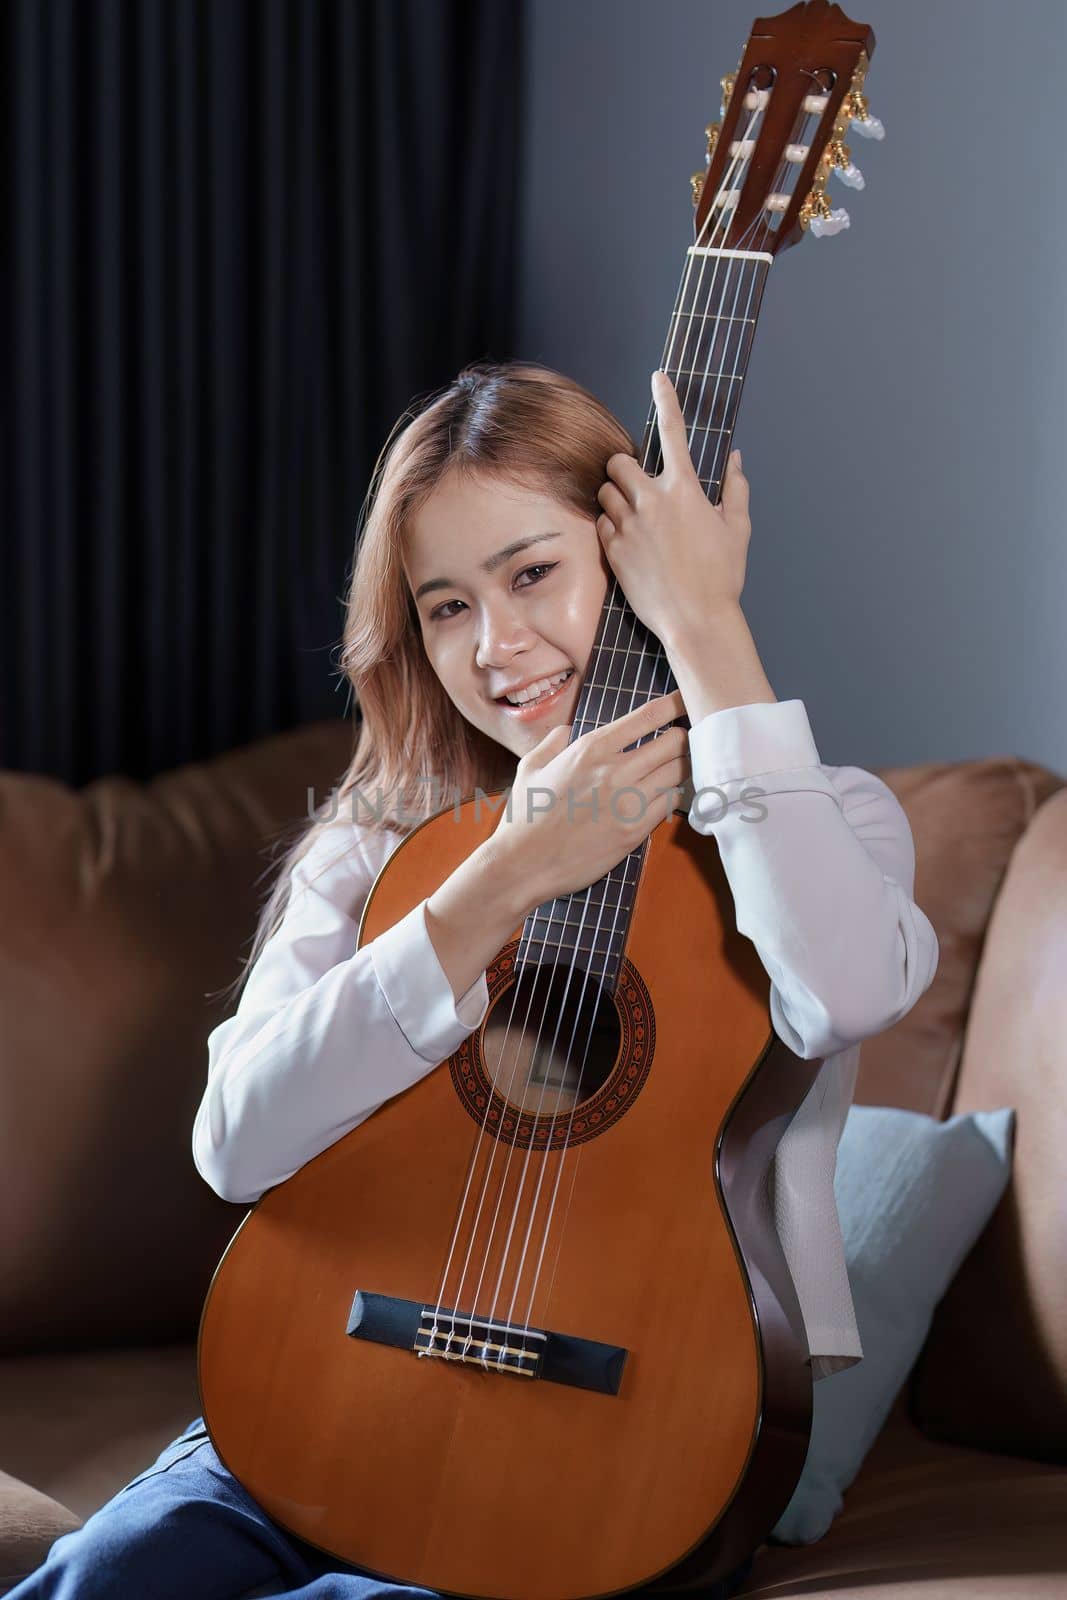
[481,962,621,1117]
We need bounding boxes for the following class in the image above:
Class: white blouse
[193,698,939,1379]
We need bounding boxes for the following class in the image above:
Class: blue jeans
[9,1417,757,1599]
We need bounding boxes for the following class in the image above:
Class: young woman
[15,362,938,1599]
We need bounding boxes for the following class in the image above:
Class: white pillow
[771,1104,1015,1544]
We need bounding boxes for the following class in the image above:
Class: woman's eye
[429,562,557,621]
[515,562,556,587]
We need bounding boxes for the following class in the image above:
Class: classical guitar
[199,5,884,1595]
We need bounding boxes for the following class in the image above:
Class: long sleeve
[685,698,939,1060]
[192,822,490,1205]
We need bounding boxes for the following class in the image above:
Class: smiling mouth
[493,668,576,709]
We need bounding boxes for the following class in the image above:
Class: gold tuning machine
[691,115,722,205]
[825,137,851,172]
[842,50,885,140]
[799,169,851,237]
[798,184,832,229]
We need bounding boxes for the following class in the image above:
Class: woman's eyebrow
[414,531,564,602]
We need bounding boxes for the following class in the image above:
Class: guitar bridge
[414,1308,544,1377]
[346,1291,628,1396]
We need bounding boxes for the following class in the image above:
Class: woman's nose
[474,606,536,672]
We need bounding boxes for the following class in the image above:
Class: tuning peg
[690,170,705,206]
[845,90,885,140]
[833,161,865,190]
[809,207,850,237]
[851,111,885,140]
[825,138,865,190]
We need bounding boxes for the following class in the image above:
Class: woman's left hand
[595,369,751,645]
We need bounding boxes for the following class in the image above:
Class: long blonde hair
[220,360,635,1008]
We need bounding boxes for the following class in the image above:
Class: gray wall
[516,0,1066,775]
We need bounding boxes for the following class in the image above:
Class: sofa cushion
[0,720,353,1353]
[0,1469,80,1596]
[771,1105,1015,1544]
[914,784,1067,1464]
[0,1342,200,1520]
[859,758,1063,1117]
[742,1393,1067,1598]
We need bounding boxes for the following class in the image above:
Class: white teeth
[504,668,572,705]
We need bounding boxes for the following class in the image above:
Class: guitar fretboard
[521,248,772,991]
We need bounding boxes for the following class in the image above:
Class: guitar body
[198,798,819,1598]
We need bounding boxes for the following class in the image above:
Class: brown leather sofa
[1,722,1065,1598]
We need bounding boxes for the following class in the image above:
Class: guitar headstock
[691,0,883,255]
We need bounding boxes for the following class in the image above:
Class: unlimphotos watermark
[307,776,769,828]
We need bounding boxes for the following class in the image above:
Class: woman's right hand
[488,690,692,909]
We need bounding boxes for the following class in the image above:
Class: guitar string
[510,274,775,1343]
[502,86,826,1349]
[416,138,759,1351]
[454,84,771,1363]
[425,370,711,1355]
[459,155,767,1346]
[502,220,779,1353]
[478,76,824,1361]
[426,71,821,1363]
[475,93,774,1354]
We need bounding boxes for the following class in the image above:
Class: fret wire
[533,887,640,908]
[533,885,640,914]
[669,311,756,326]
[518,921,620,940]
[686,423,732,436]
[665,367,742,383]
[533,878,640,913]
[527,928,627,947]
[518,937,620,962]
[538,871,640,903]
[570,724,674,743]
[531,901,638,923]
[537,878,639,905]
[586,642,663,660]
[530,904,633,931]
[550,867,641,891]
[677,270,767,304]
[580,667,672,684]
[581,664,671,682]
[517,956,619,982]
[517,951,620,980]
[678,290,762,316]
[578,680,669,695]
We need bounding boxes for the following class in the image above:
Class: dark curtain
[2,0,523,784]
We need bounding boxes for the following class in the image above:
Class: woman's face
[403,469,611,759]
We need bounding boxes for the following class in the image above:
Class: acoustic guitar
[199,4,884,1594]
